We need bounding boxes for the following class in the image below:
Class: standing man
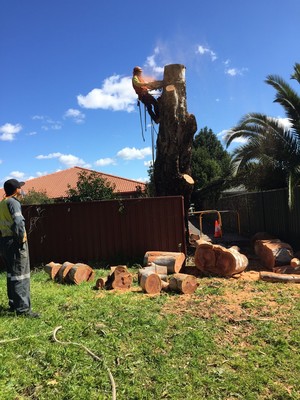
[132,66,163,124]
[0,179,39,318]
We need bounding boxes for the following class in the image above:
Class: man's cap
[4,179,25,196]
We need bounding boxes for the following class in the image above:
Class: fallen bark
[260,271,300,283]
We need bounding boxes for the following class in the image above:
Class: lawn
[0,266,300,399]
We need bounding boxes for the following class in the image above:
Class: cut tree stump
[194,240,248,277]
[168,273,198,294]
[144,251,185,274]
[260,271,300,283]
[254,239,293,269]
[139,270,163,294]
[105,265,133,290]
[67,263,95,285]
[44,262,62,280]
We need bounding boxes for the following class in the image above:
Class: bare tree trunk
[154,64,197,235]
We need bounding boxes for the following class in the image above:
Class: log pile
[44,261,95,285]
[194,240,248,277]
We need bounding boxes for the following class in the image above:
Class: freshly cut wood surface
[67,263,95,285]
[168,273,198,294]
[254,239,293,269]
[139,270,162,294]
[44,262,62,280]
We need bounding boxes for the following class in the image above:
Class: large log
[194,240,248,277]
[144,251,185,274]
[138,266,168,283]
[44,262,62,280]
[105,265,133,290]
[67,263,95,285]
[168,273,198,294]
[260,271,300,283]
[254,239,293,270]
[139,270,163,294]
[56,262,74,283]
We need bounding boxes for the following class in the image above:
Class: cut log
[194,241,248,277]
[143,251,185,274]
[95,277,107,290]
[138,263,168,283]
[105,265,133,290]
[44,262,62,280]
[254,239,293,269]
[56,261,74,283]
[260,271,300,283]
[290,258,300,268]
[168,273,198,294]
[67,263,95,285]
[139,270,162,294]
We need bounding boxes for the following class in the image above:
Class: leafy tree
[20,189,54,205]
[191,127,232,208]
[225,63,300,210]
[66,170,116,202]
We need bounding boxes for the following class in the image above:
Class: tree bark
[153,64,197,235]
[67,263,95,285]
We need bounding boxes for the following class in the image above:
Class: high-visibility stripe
[7,273,30,281]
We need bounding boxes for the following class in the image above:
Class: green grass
[0,269,300,399]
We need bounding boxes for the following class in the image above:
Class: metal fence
[20,196,186,267]
[216,187,300,249]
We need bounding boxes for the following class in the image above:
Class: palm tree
[225,63,300,210]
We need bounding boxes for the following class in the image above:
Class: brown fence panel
[22,196,186,266]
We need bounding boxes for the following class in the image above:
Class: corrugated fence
[21,196,186,267]
[216,187,300,249]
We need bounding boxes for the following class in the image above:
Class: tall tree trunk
[154,64,197,235]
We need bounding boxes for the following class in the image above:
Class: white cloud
[32,115,62,130]
[77,75,136,112]
[196,45,217,61]
[95,157,116,167]
[36,152,91,168]
[144,160,153,167]
[64,108,85,124]
[225,66,248,77]
[117,147,152,160]
[277,117,292,130]
[0,123,22,141]
[144,47,164,75]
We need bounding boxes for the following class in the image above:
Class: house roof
[0,167,146,199]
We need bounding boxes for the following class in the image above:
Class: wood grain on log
[67,263,95,285]
[56,262,74,283]
[254,239,293,269]
[139,270,162,294]
[105,265,133,290]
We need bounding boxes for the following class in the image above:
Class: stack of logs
[44,261,95,285]
[194,240,248,277]
[95,251,199,295]
[252,233,300,283]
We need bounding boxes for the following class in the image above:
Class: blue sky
[1,0,300,187]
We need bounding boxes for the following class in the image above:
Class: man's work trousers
[0,237,31,313]
[140,93,160,122]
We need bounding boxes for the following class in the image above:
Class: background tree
[66,170,116,202]
[191,127,232,209]
[20,189,54,205]
[225,62,300,209]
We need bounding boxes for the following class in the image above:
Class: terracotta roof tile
[0,167,146,199]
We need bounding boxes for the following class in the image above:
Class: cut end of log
[169,273,198,294]
[182,174,194,185]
